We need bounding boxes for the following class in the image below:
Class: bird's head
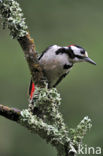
[67,45,96,65]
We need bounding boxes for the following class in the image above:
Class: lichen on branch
[29,85,69,137]
[0,0,46,87]
[0,0,28,38]
[20,85,92,156]
[0,0,93,156]
[70,116,92,150]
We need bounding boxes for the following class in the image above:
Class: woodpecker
[29,45,96,99]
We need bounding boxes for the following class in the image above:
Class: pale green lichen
[0,0,28,38]
[20,109,68,149]
[22,84,92,155]
[70,116,92,148]
[29,85,68,136]
[20,109,76,156]
[20,108,92,156]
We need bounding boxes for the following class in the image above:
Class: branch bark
[0,104,20,121]
[18,34,46,87]
[0,104,76,156]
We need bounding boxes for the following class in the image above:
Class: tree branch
[0,0,46,87]
[18,34,46,87]
[0,104,20,121]
[0,0,92,156]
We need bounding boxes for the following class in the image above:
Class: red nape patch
[30,82,35,99]
[68,44,74,47]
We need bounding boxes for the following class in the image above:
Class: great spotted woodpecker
[29,45,96,99]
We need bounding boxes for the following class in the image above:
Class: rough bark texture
[18,34,46,87]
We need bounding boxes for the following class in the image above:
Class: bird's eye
[80,50,85,54]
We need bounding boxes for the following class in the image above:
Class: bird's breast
[39,52,72,87]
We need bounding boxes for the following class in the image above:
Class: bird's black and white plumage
[29,45,96,98]
[38,45,96,87]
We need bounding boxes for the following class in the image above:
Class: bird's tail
[29,79,35,100]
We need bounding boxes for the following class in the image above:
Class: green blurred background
[0,0,103,155]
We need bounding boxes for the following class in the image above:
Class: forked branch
[0,0,92,156]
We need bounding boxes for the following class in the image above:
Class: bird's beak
[84,57,96,65]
